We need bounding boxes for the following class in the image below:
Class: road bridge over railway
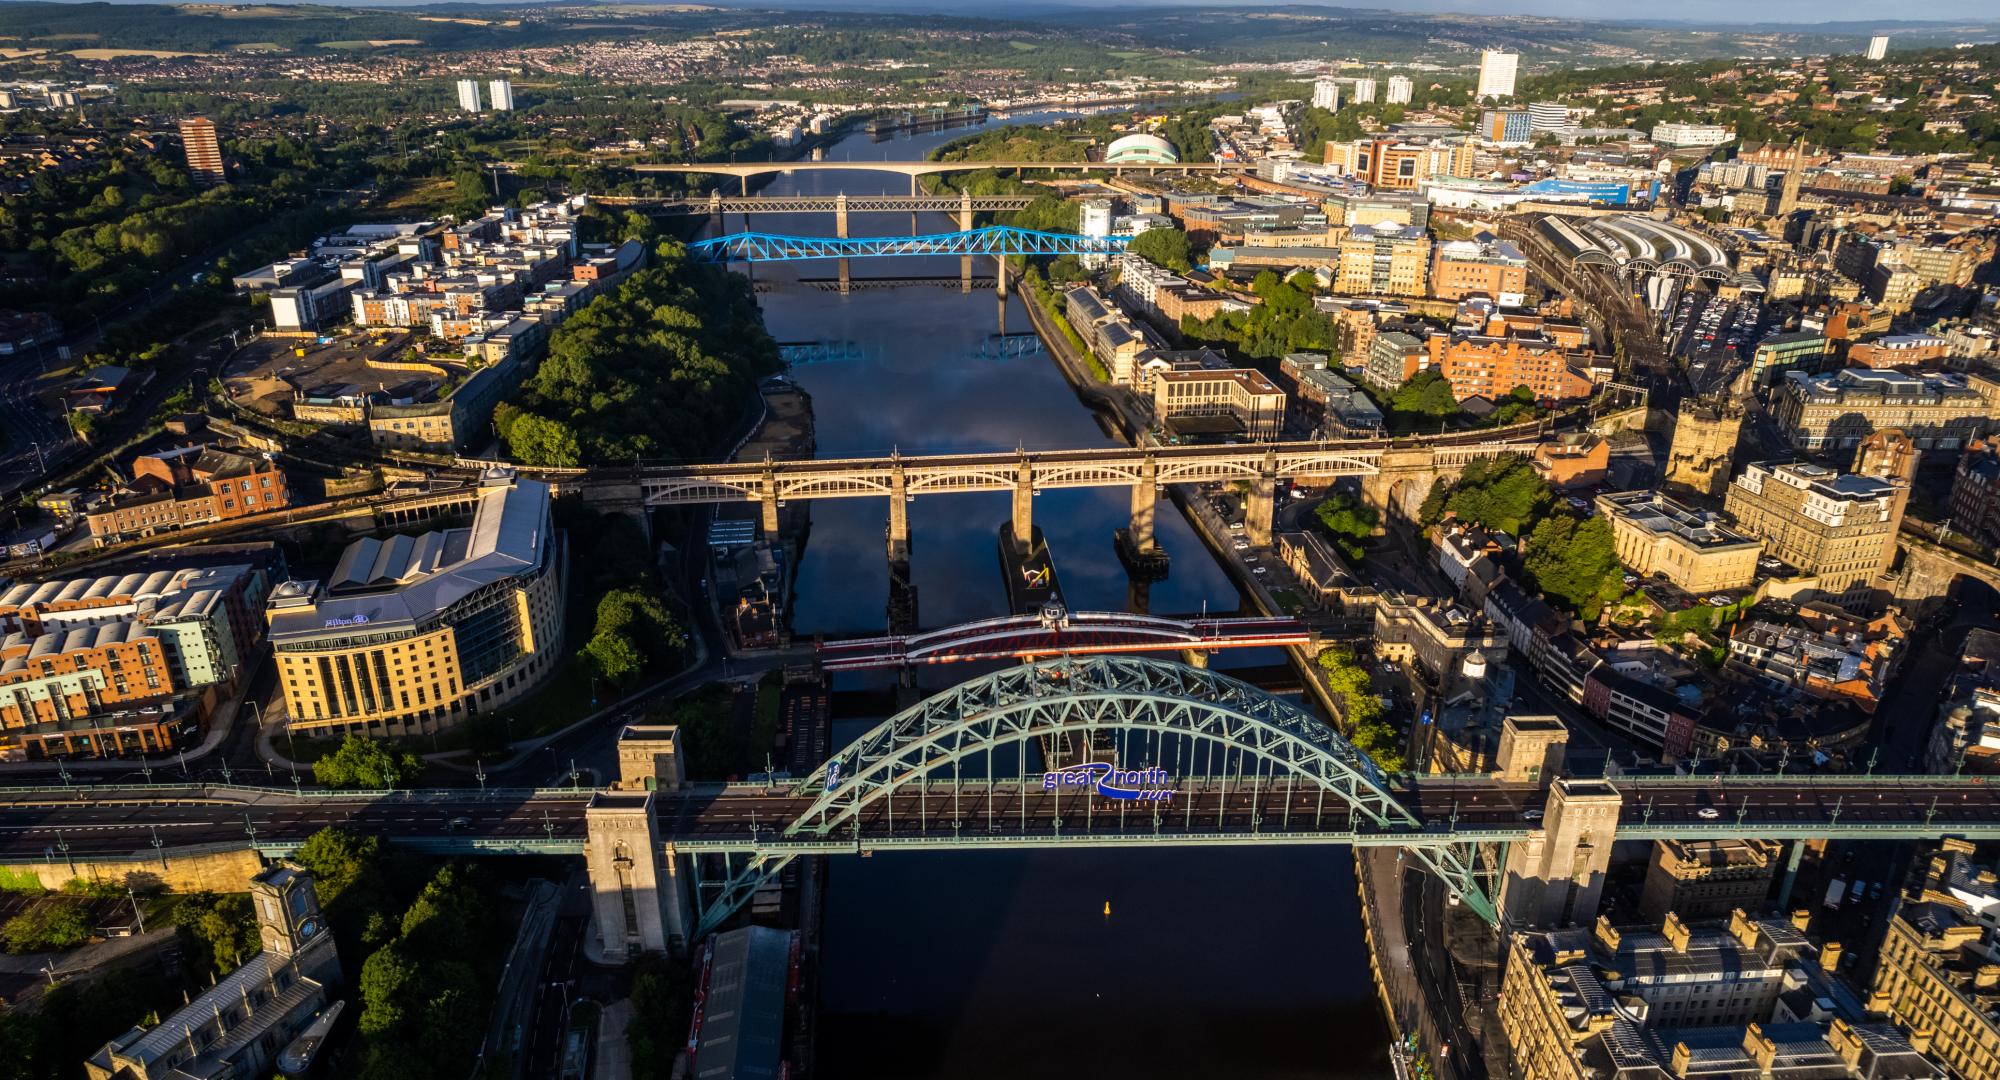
[2,657,1993,959]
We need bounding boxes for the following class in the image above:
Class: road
[523,913,589,1079]
[9,772,2000,857]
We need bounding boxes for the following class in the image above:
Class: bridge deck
[5,775,1997,859]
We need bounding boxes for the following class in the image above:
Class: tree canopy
[1426,454,1552,536]
[499,238,778,466]
[1181,270,1340,363]
[1314,492,1378,561]
[1523,512,1624,620]
[1317,645,1402,772]
[312,735,421,789]
[1127,226,1193,272]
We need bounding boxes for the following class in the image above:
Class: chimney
[1663,912,1691,953]
[1820,941,1844,973]
[1594,914,1622,953]
[1866,987,1892,1013]
[1729,907,1760,950]
[1975,964,2000,990]
[1743,1023,1778,1072]
[1790,909,1811,932]
[1670,1041,1692,1076]
[1909,1029,1933,1055]
[1828,1018,1865,1069]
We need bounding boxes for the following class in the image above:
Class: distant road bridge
[688,225,1128,264]
[589,193,1037,215]
[496,157,1249,195]
[816,609,1311,671]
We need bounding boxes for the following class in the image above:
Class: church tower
[1775,140,1805,218]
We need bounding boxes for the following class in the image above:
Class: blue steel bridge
[688,224,1129,263]
[1,657,1994,949]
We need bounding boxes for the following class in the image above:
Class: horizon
[14,0,2000,31]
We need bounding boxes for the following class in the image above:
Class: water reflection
[733,114,1389,1080]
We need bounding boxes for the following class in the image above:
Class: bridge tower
[586,726,695,960]
[1011,455,1035,550]
[760,459,781,537]
[960,189,974,293]
[1129,453,1159,554]
[835,193,851,295]
[1497,778,1622,929]
[1246,449,1279,546]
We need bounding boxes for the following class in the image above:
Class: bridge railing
[0,782,597,802]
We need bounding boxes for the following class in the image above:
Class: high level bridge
[617,438,1535,557]
[2,657,1993,959]
[815,609,1311,671]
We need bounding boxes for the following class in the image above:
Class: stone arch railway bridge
[587,436,1539,564]
[4,658,1998,961]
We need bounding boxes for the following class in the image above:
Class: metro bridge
[1,657,1988,956]
[687,225,1128,263]
[815,609,1311,671]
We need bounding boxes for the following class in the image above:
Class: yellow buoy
[1103,900,1112,917]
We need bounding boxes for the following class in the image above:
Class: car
[1522,809,1544,821]
[1243,556,1258,565]
[1232,540,1249,550]
[1697,807,1721,820]
[1706,595,1731,607]
[1381,662,1397,673]
[1252,566,1268,575]
[446,816,472,831]
[1228,522,1244,531]
[1868,883,1883,900]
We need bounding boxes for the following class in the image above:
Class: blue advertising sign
[823,760,843,793]
[1043,763,1175,802]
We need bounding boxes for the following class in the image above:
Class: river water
[715,115,1392,1080]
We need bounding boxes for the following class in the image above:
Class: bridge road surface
[5,777,2000,856]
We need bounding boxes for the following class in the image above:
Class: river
[711,114,1393,1080]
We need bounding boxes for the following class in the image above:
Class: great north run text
[1042,764,1175,801]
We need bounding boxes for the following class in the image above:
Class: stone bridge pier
[585,726,692,960]
[1891,536,2000,620]
[1246,450,1278,546]
[1010,457,1035,550]
[1358,447,1454,524]
[835,192,850,295]
[959,190,975,292]
[1128,454,1159,554]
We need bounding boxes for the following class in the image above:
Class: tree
[292,827,384,906]
[1441,454,1552,535]
[1316,645,1403,772]
[581,587,684,686]
[1127,226,1192,272]
[177,892,259,978]
[1523,512,1624,619]
[1314,492,1378,560]
[2,902,91,953]
[312,735,420,789]
[1389,371,1461,423]
[506,412,582,468]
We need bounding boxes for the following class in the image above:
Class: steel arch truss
[1403,840,1502,925]
[785,656,1420,839]
[688,225,1130,263]
[691,851,798,940]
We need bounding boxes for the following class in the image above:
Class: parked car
[1697,807,1721,820]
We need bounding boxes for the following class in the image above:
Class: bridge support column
[760,468,781,537]
[1181,648,1209,669]
[1776,839,1806,911]
[1129,455,1158,553]
[1496,778,1622,929]
[994,256,1009,300]
[1011,457,1034,551]
[1246,451,1277,547]
[886,461,909,563]
[585,793,692,961]
[740,175,749,196]
[960,190,974,293]
[835,193,850,295]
